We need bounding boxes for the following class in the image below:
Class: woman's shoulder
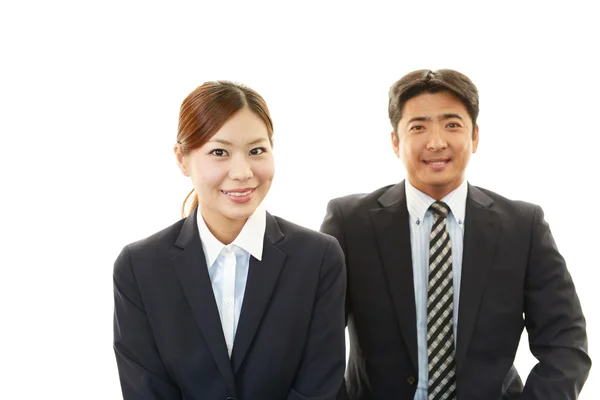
[270,214,344,268]
[270,214,338,248]
[122,217,187,256]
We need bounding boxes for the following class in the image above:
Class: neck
[410,177,465,201]
[201,212,247,245]
[210,220,246,245]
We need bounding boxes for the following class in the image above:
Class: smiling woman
[174,83,275,244]
[175,83,274,213]
[112,81,347,400]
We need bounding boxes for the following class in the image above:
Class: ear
[391,131,401,158]
[174,144,190,177]
[472,125,479,154]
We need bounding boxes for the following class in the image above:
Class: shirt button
[407,376,416,386]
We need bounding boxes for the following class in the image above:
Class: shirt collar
[196,203,266,269]
[405,179,468,228]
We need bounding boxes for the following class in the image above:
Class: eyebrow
[407,113,465,124]
[209,138,269,146]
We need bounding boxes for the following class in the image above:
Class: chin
[223,206,256,221]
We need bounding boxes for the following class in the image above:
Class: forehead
[402,91,469,120]
[211,108,270,142]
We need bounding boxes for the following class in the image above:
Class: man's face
[392,91,479,199]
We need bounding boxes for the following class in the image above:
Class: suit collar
[467,183,494,208]
[174,207,199,250]
[377,181,405,208]
[264,210,285,245]
[196,204,267,269]
[231,214,286,372]
[172,209,237,395]
[455,184,502,374]
[175,206,283,250]
[371,183,419,371]
[172,209,287,387]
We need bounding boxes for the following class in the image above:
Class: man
[321,69,591,399]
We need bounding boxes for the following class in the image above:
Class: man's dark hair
[388,69,479,136]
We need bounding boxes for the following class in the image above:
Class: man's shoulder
[470,185,540,217]
[327,184,398,214]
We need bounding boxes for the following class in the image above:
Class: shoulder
[274,215,337,247]
[127,218,185,254]
[470,185,541,219]
[327,184,397,215]
[114,218,186,272]
[272,215,344,262]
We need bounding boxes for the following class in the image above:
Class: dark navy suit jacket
[114,209,346,400]
[322,182,590,399]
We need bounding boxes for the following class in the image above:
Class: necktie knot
[429,201,450,218]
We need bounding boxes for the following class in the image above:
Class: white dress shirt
[196,204,266,357]
[405,179,468,400]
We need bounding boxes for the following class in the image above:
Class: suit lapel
[231,212,287,373]
[171,208,237,396]
[455,186,503,374]
[369,182,419,371]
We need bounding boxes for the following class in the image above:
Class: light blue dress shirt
[405,180,468,400]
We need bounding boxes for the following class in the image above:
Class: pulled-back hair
[177,81,274,217]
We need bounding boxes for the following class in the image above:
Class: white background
[1,1,597,398]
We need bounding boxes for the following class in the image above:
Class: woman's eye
[210,149,228,157]
[250,147,266,155]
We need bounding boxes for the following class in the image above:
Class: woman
[113,81,346,400]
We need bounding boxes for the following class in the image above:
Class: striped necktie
[427,201,456,400]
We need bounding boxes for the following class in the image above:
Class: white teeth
[225,190,252,197]
[428,161,447,165]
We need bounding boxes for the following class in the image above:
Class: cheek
[253,158,275,181]
[401,140,421,161]
[457,139,473,155]
[191,159,228,191]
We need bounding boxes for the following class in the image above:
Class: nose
[426,126,448,151]
[229,154,253,181]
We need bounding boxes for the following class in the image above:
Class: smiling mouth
[424,159,451,167]
[221,189,255,197]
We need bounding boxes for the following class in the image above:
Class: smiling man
[321,69,591,400]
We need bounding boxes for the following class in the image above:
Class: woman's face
[177,108,274,230]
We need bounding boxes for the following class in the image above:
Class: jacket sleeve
[320,198,350,324]
[520,205,591,399]
[287,237,347,400]
[113,245,182,400]
[319,199,351,400]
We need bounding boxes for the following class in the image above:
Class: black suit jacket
[321,182,590,399]
[114,209,346,400]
